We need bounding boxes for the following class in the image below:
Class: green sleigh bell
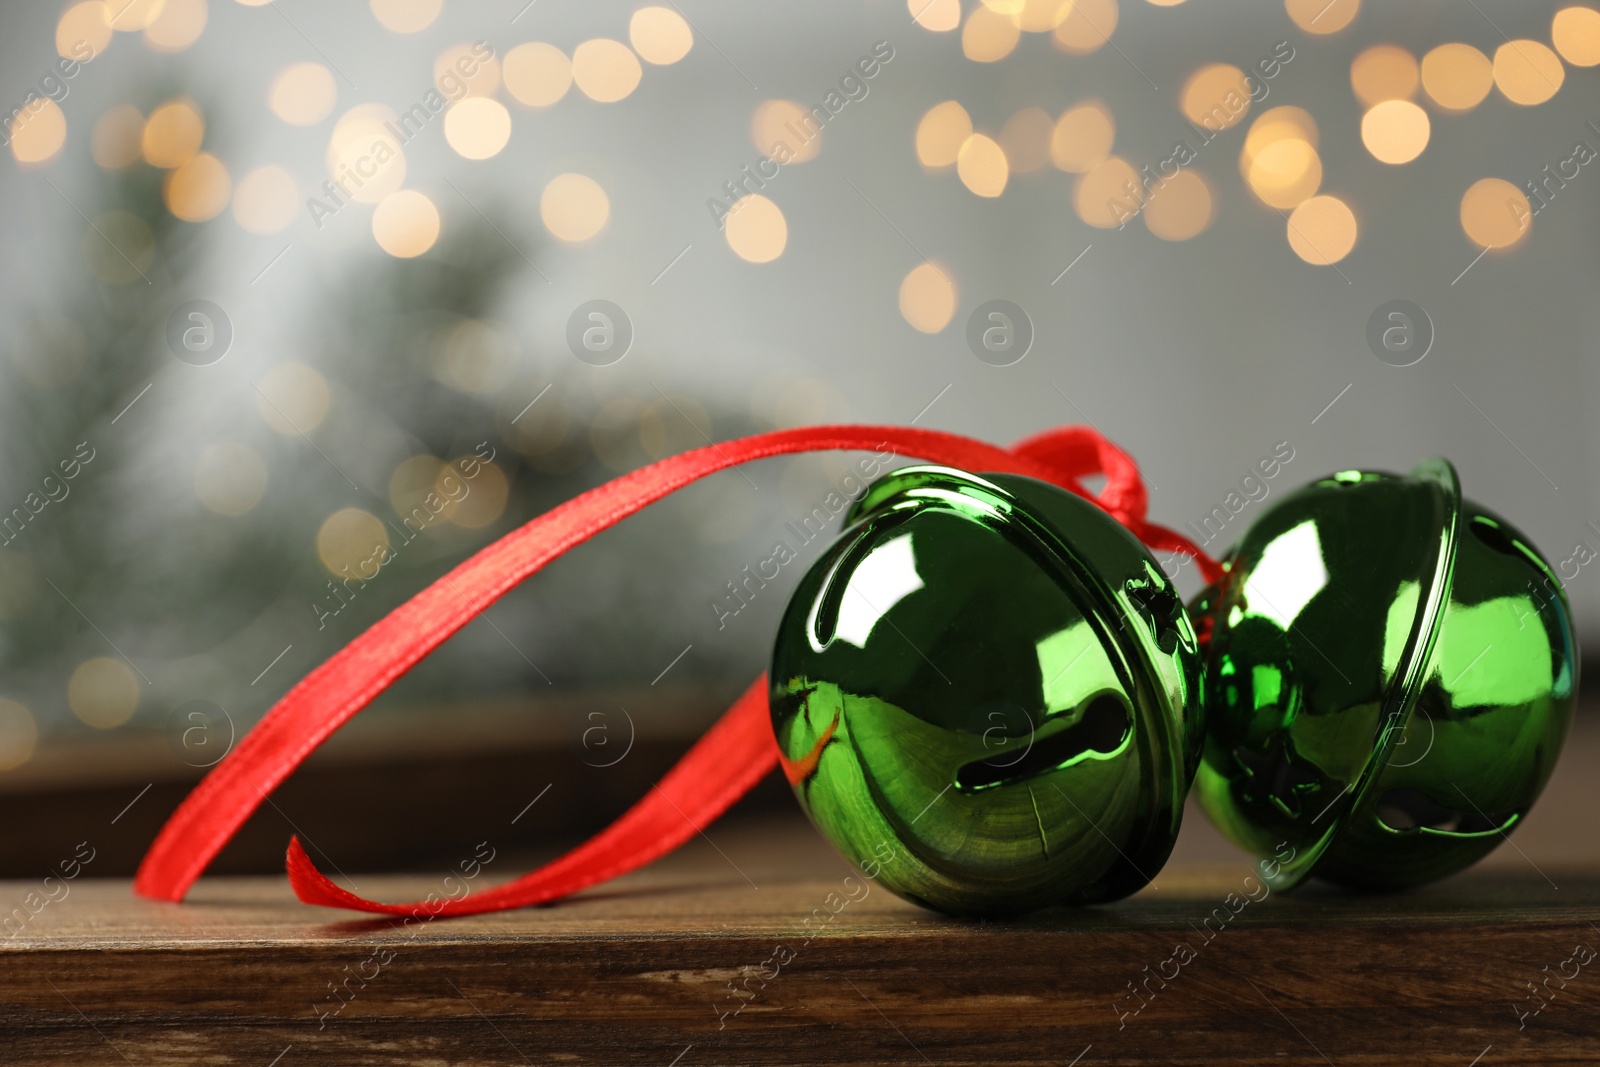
[1191,459,1578,890]
[769,465,1203,916]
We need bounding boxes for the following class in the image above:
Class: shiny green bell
[770,465,1202,916]
[1192,459,1577,890]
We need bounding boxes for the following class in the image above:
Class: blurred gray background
[0,0,1594,787]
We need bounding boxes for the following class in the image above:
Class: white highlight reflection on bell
[832,534,925,647]
[1243,519,1328,629]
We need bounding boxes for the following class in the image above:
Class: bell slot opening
[954,695,1130,793]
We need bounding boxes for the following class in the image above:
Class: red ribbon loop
[133,425,1220,915]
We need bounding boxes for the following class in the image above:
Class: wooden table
[4,807,1598,1066]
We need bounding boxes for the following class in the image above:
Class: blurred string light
[447,460,510,528]
[962,5,1021,62]
[629,6,693,65]
[504,43,572,107]
[540,173,610,242]
[1050,100,1114,173]
[572,38,644,102]
[144,0,207,53]
[108,0,165,32]
[1053,0,1117,55]
[327,104,406,203]
[1074,156,1139,228]
[1420,43,1494,110]
[316,508,388,576]
[915,101,972,167]
[255,362,331,434]
[957,132,1009,196]
[141,97,204,167]
[1493,40,1565,104]
[753,100,824,163]
[898,261,957,333]
[724,194,787,262]
[1180,64,1252,131]
[9,101,68,165]
[58,1,114,57]
[1553,6,1600,65]
[165,151,231,220]
[371,189,441,256]
[909,0,962,32]
[1350,44,1418,106]
[67,657,139,729]
[0,698,36,772]
[195,442,268,516]
[232,164,300,234]
[370,0,441,34]
[1142,169,1213,241]
[270,62,337,125]
[1285,0,1358,35]
[1361,99,1430,164]
[1460,177,1531,249]
[444,97,513,159]
[1286,195,1358,265]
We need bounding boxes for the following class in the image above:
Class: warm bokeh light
[504,42,572,108]
[540,173,610,242]
[327,105,406,203]
[389,455,448,520]
[0,699,36,771]
[1493,40,1565,105]
[435,319,514,394]
[232,164,299,234]
[957,134,1009,197]
[257,362,332,434]
[1246,139,1322,209]
[68,657,139,729]
[372,189,441,257]
[9,101,68,165]
[725,194,788,262]
[445,461,509,528]
[898,262,957,333]
[1144,169,1213,241]
[107,0,165,31]
[370,0,440,33]
[57,1,114,59]
[195,442,268,515]
[915,101,972,168]
[911,0,962,31]
[998,107,1053,174]
[1361,100,1429,164]
[1553,7,1600,66]
[434,43,502,98]
[444,97,512,160]
[572,38,644,102]
[1050,100,1114,173]
[1147,0,1185,6]
[1181,64,1251,131]
[630,6,693,64]
[1015,0,1071,32]
[1286,195,1357,265]
[1052,0,1117,54]
[1350,44,1419,106]
[1285,0,1358,34]
[90,105,143,168]
[270,62,337,126]
[145,0,207,52]
[753,100,823,163]
[316,508,389,577]
[1460,178,1531,248]
[82,211,155,284]
[1420,43,1494,110]
[142,97,204,167]
[165,152,232,221]
[962,4,1021,62]
[1241,106,1318,176]
[1075,156,1141,229]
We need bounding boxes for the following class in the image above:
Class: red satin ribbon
[134,425,1220,916]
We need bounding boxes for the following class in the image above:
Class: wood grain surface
[3,807,1597,1067]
